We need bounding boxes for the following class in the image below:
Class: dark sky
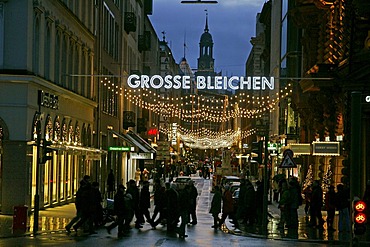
[149,0,266,76]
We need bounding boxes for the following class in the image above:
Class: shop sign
[108,146,132,152]
[38,90,59,109]
[86,154,101,160]
[148,128,158,136]
[130,152,153,160]
[289,143,311,155]
[312,141,340,156]
[171,123,177,145]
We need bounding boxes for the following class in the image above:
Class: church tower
[196,12,216,77]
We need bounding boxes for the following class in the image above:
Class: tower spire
[204,10,209,32]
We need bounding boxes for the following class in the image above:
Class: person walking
[325,185,336,231]
[126,179,141,229]
[65,179,86,233]
[166,183,179,233]
[107,169,115,199]
[91,181,103,228]
[209,185,222,230]
[139,181,154,227]
[218,184,234,228]
[287,177,301,229]
[278,180,290,230]
[70,175,96,234]
[188,180,198,225]
[336,183,350,232]
[151,179,166,228]
[177,184,190,239]
[106,184,126,237]
[309,180,324,228]
[244,179,256,226]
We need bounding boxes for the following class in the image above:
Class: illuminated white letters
[127,74,274,90]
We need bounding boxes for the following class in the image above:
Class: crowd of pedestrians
[65,176,199,239]
[65,172,368,240]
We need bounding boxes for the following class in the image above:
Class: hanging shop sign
[86,154,101,160]
[130,152,154,160]
[312,141,340,156]
[288,143,311,155]
[127,74,274,90]
[171,123,178,145]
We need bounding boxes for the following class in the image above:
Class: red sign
[147,128,158,136]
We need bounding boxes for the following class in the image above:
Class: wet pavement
[0,176,369,246]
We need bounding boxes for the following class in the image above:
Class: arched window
[32,112,41,141]
[44,115,53,141]
[33,13,41,75]
[67,120,74,144]
[54,116,61,142]
[75,122,80,145]
[61,119,67,143]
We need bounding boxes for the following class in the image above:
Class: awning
[110,130,135,147]
[125,130,156,153]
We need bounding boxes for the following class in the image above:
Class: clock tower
[196,12,216,77]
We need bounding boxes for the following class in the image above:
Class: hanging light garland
[123,83,293,123]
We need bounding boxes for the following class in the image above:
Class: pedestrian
[277,179,290,229]
[244,179,256,226]
[335,183,350,232]
[177,184,190,239]
[106,184,126,237]
[126,179,141,229]
[325,185,336,231]
[309,180,324,228]
[218,184,234,227]
[65,179,86,233]
[209,185,222,230]
[302,184,312,216]
[135,168,141,186]
[188,180,198,225]
[107,169,115,199]
[139,181,154,227]
[151,178,166,228]
[287,177,301,229]
[236,178,247,225]
[70,175,96,234]
[166,183,179,233]
[91,181,103,228]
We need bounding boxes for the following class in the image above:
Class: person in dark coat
[91,181,103,228]
[177,184,190,238]
[336,183,350,232]
[209,185,222,230]
[287,177,301,229]
[188,180,198,225]
[71,175,96,234]
[325,185,336,231]
[309,180,324,228]
[218,184,234,227]
[107,169,115,199]
[151,179,166,227]
[244,179,256,226]
[139,181,154,227]
[106,184,126,237]
[65,179,86,233]
[236,179,247,224]
[166,183,179,233]
[278,180,290,229]
[126,179,141,229]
